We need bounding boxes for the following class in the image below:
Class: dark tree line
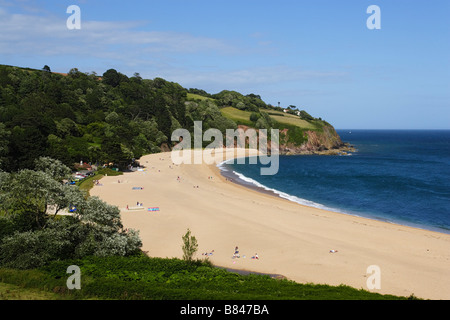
[0,65,239,171]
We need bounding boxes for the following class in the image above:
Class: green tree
[0,159,142,269]
[0,123,10,169]
[102,69,128,87]
[101,137,134,169]
[34,156,72,181]
[250,112,260,123]
[181,229,198,262]
[0,169,74,230]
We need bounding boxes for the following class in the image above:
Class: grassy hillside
[219,105,344,152]
[186,92,216,102]
[270,114,317,130]
[221,107,318,130]
[220,107,254,126]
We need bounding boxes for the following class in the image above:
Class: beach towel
[128,207,145,211]
[148,207,160,212]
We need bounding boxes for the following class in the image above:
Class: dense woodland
[0,64,283,172]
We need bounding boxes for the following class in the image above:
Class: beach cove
[91,149,450,300]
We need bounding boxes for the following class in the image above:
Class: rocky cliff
[235,124,355,156]
[280,125,355,156]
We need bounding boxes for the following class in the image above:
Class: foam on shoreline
[217,157,450,235]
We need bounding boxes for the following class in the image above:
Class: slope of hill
[0,64,352,172]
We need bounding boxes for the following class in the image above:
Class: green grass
[270,115,317,130]
[261,109,289,116]
[220,107,322,130]
[76,168,122,195]
[220,107,254,126]
[187,93,216,102]
[219,107,326,146]
[76,174,104,195]
[221,107,318,131]
[0,256,418,300]
[0,282,63,300]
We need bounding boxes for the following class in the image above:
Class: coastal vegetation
[0,64,345,172]
[0,255,415,300]
[0,157,142,270]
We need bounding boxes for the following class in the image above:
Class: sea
[219,130,450,234]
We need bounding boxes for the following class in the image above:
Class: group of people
[202,250,214,256]
[198,246,260,260]
[233,246,259,260]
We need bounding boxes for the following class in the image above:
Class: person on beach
[233,246,240,258]
[202,250,214,256]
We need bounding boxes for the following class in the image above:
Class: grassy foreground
[0,255,417,300]
[0,282,63,300]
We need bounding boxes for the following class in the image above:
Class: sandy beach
[91,149,450,300]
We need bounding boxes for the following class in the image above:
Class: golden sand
[91,149,450,300]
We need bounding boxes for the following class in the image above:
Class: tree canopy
[0,157,142,269]
[0,65,254,171]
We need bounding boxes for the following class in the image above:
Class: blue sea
[220,130,450,234]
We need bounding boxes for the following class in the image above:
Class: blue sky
[1,0,449,129]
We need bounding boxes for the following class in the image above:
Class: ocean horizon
[220,129,450,234]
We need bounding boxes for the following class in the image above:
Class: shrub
[250,112,260,123]
[0,228,72,269]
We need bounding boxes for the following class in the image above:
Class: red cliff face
[233,124,354,156]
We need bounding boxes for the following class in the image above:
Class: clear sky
[1,0,449,129]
